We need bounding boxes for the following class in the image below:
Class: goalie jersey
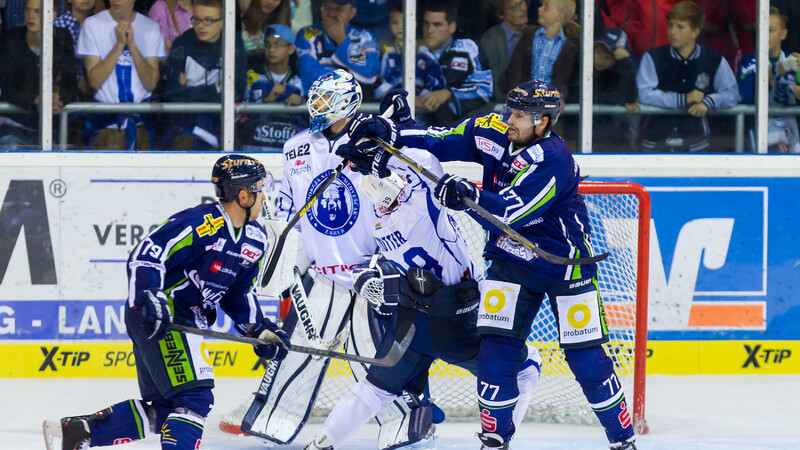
[376,148,476,286]
[276,128,377,289]
[126,202,266,334]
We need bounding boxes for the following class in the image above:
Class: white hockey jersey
[373,148,476,286]
[276,128,377,289]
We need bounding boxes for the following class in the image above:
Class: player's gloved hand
[380,89,414,126]
[250,318,291,361]
[131,288,172,340]
[346,113,399,149]
[434,174,479,211]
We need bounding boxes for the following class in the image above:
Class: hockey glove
[380,89,415,127]
[352,258,400,316]
[131,288,172,340]
[434,174,479,211]
[336,141,393,178]
[250,318,291,361]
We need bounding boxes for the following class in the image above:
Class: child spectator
[0,0,77,147]
[415,0,492,126]
[77,0,166,150]
[164,0,246,150]
[241,0,291,56]
[54,0,95,100]
[481,0,531,102]
[637,1,740,152]
[148,0,193,52]
[238,23,308,151]
[592,27,640,152]
[505,0,577,99]
[54,0,95,46]
[295,0,379,93]
[738,6,800,153]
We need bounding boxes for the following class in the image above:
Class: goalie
[235,69,440,449]
[306,144,542,449]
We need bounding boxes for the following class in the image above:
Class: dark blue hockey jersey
[400,112,597,281]
[126,202,267,334]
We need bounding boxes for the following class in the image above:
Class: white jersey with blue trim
[373,148,476,286]
[276,128,376,289]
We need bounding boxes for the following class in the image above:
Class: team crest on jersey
[196,214,225,237]
[474,113,509,133]
[306,170,360,236]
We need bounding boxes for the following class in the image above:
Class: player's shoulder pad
[244,222,269,249]
[190,203,228,239]
[470,112,510,159]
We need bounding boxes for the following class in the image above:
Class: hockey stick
[371,137,609,266]
[259,102,397,288]
[170,322,415,367]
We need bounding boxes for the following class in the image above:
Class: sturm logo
[306,171,360,236]
[742,344,792,368]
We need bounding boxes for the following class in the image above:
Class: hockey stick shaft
[170,323,413,367]
[372,137,608,266]
[259,103,397,288]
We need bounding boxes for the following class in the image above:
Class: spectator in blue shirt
[294,0,380,94]
[481,0,532,102]
[505,0,578,99]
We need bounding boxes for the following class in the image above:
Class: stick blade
[379,321,416,366]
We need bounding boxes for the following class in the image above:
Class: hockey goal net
[223,182,651,435]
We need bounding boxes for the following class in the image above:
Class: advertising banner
[0,153,798,375]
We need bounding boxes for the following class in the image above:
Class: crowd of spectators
[0,0,797,152]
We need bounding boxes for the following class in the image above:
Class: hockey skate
[43,410,108,450]
[477,431,509,449]
[609,437,638,449]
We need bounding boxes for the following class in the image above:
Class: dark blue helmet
[503,80,562,127]
[211,154,268,201]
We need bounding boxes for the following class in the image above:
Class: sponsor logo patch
[196,214,224,237]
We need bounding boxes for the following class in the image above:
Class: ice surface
[4,375,799,449]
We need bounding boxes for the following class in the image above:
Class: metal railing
[1,101,797,152]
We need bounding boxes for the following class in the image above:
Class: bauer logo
[306,170,360,237]
[646,187,768,331]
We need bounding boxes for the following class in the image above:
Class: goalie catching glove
[434,174,479,211]
[336,113,398,178]
[352,257,402,316]
[249,317,291,361]
[130,288,172,340]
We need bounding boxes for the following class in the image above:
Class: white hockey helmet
[360,172,407,214]
[307,69,363,133]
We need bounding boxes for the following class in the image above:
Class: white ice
[4,375,799,449]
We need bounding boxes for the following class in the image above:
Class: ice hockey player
[305,133,543,449]
[42,154,291,450]
[340,83,638,449]
[237,69,442,449]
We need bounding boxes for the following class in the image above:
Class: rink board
[1,153,800,375]
[1,340,798,377]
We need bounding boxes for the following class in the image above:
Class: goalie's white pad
[258,220,310,297]
[241,269,353,444]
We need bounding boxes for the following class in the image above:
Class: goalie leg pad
[565,346,635,444]
[316,379,399,448]
[241,271,354,444]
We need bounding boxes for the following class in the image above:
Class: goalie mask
[502,79,562,127]
[307,69,363,133]
[359,172,407,215]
